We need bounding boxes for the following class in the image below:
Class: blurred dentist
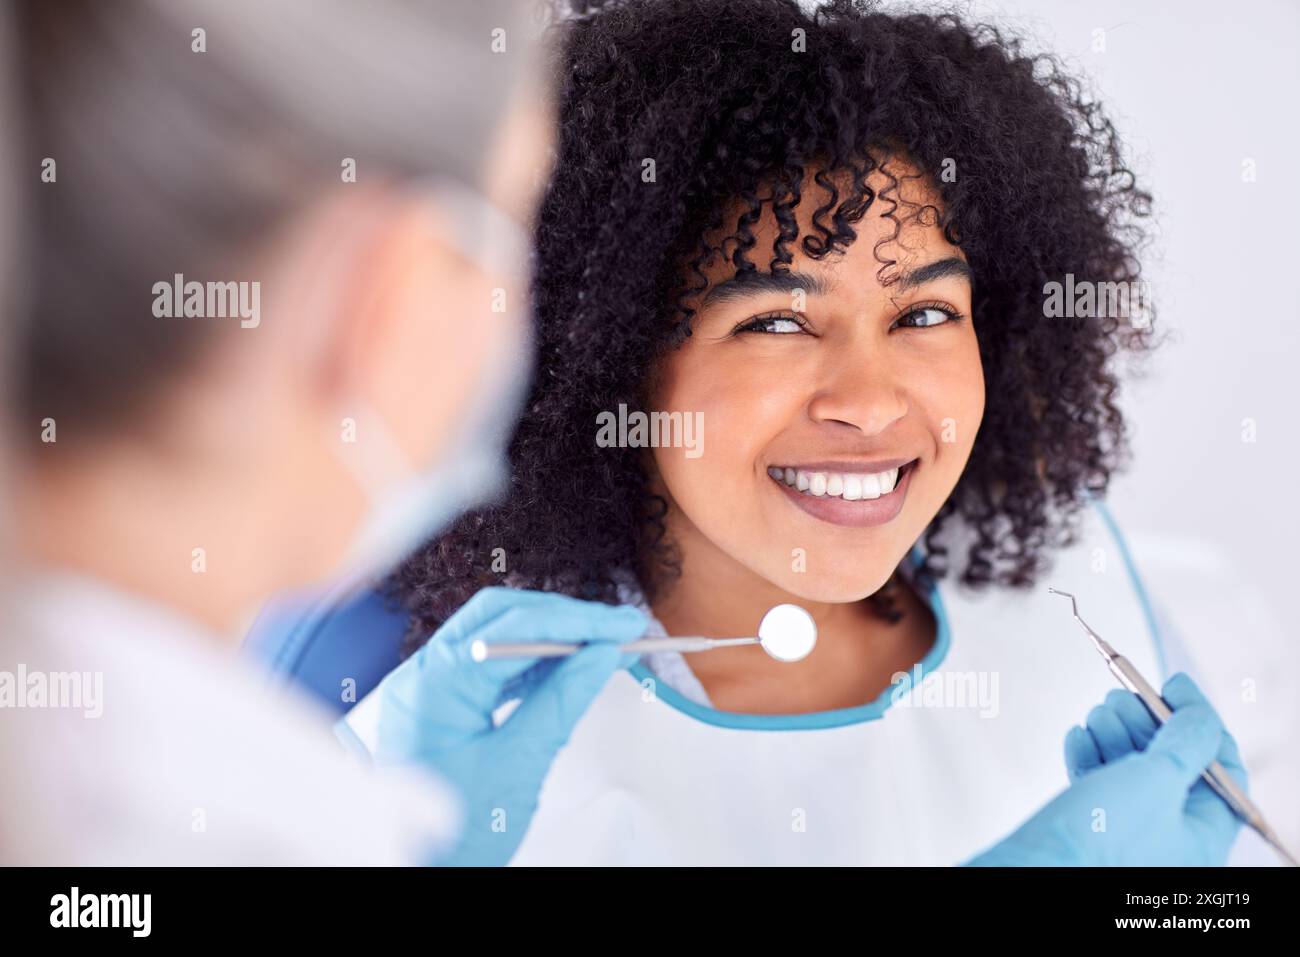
[0,0,641,865]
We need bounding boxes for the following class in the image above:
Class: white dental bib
[505,501,1167,866]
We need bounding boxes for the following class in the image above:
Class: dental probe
[1048,587,1299,867]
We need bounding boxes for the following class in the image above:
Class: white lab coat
[0,571,460,865]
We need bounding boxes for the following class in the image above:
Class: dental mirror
[472,602,818,662]
[756,603,818,662]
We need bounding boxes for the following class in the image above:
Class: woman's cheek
[672,352,774,441]
[919,345,985,484]
[655,357,790,515]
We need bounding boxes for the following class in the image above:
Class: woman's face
[649,166,985,602]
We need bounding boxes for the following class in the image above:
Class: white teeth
[769,465,905,500]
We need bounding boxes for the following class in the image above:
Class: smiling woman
[393,0,1155,678]
[381,0,1177,864]
[373,0,1231,867]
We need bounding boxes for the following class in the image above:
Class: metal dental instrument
[471,634,760,661]
[472,602,818,664]
[1048,587,1299,867]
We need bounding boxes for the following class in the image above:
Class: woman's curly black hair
[391,0,1155,648]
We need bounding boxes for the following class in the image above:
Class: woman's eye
[734,314,807,335]
[895,306,958,329]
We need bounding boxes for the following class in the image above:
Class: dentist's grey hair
[11,0,541,438]
[0,5,20,600]
[0,3,18,399]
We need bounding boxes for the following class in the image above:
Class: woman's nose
[804,351,909,437]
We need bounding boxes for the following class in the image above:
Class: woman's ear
[319,192,526,473]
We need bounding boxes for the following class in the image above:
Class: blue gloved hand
[966,672,1247,866]
[364,586,646,866]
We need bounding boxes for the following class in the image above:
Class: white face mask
[328,178,533,594]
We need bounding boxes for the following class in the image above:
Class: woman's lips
[768,460,916,528]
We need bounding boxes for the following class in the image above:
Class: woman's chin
[762,567,899,605]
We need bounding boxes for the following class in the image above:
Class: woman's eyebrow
[895,256,974,290]
[702,270,834,305]
[701,257,972,305]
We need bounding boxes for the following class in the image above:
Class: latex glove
[966,672,1247,866]
[366,586,646,866]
